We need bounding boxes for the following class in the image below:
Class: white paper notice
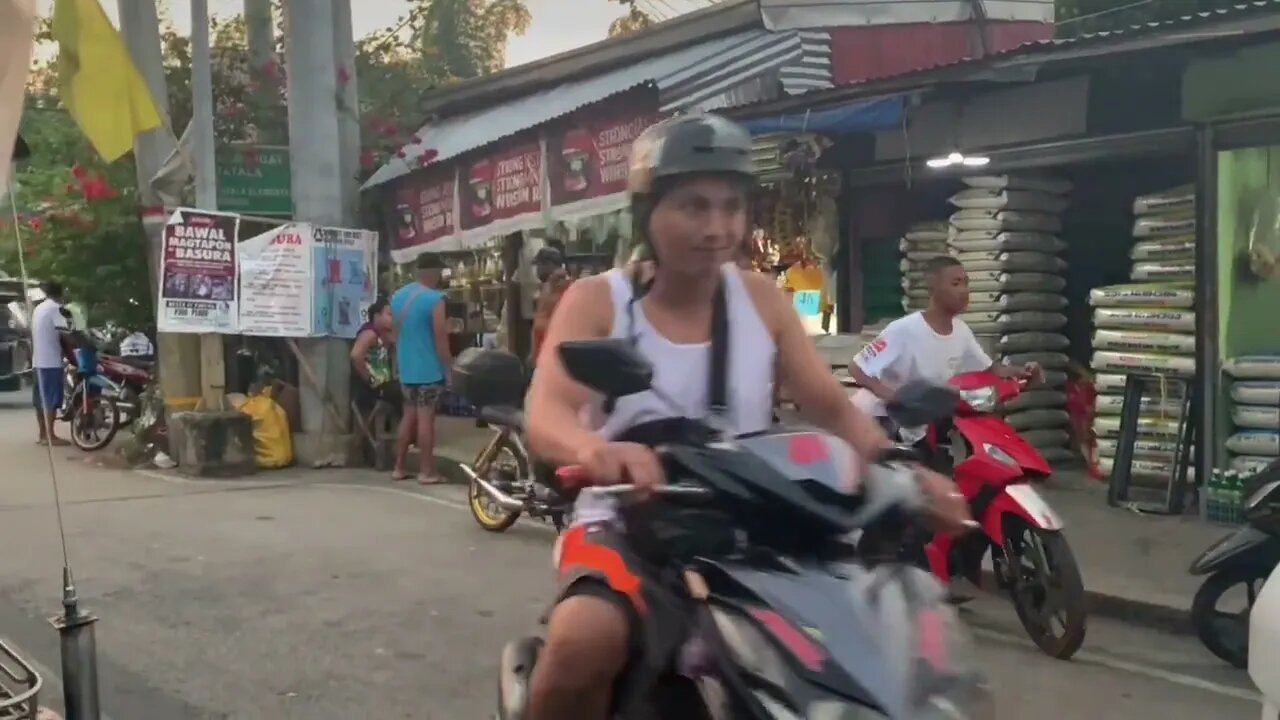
[237,223,314,336]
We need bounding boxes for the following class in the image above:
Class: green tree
[609,6,654,37]
[1055,0,1246,37]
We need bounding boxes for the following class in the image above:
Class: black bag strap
[624,264,730,419]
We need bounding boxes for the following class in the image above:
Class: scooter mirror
[885,382,959,428]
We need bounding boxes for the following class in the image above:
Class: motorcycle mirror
[558,339,653,399]
[884,382,959,427]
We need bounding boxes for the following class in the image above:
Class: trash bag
[234,388,293,469]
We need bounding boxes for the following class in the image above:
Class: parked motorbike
[1189,464,1280,668]
[96,353,153,426]
[451,349,574,534]
[868,370,1087,660]
[495,339,993,720]
[56,342,121,452]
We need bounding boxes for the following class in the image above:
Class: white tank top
[588,263,777,439]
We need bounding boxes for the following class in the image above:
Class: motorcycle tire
[69,392,120,452]
[1002,520,1087,660]
[1191,565,1268,669]
[468,434,527,532]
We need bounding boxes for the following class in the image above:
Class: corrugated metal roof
[729,0,1280,117]
[364,29,820,190]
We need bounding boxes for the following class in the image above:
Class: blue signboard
[311,227,377,338]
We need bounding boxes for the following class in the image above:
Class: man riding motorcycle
[522,113,971,720]
[848,255,1042,463]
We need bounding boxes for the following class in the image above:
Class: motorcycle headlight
[982,443,1017,468]
[1246,479,1280,512]
[958,387,996,413]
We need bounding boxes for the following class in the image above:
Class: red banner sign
[389,166,456,260]
[459,138,542,238]
[547,106,665,215]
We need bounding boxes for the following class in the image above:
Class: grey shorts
[402,383,444,408]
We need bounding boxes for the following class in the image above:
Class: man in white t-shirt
[848,256,1041,422]
[30,281,69,445]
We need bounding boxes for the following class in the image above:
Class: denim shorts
[32,367,64,411]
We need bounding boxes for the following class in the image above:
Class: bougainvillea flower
[417,149,438,166]
[28,218,43,232]
[337,66,351,85]
[360,149,376,170]
[71,164,88,180]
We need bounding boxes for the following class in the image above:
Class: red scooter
[872,370,1087,660]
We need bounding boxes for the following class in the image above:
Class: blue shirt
[390,282,447,385]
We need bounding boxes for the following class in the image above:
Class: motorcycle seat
[478,405,524,431]
[118,357,154,370]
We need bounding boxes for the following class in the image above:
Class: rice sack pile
[1089,185,1198,483]
[1225,356,1280,475]
[946,174,1073,462]
[900,221,950,314]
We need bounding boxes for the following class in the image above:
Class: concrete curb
[978,570,1190,636]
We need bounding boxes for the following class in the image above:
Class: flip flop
[391,471,410,482]
[417,474,445,486]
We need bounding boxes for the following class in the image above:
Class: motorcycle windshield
[734,431,859,494]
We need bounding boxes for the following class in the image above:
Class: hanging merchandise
[1088,185,1199,463]
[948,176,1073,454]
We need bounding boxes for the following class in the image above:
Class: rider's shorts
[551,519,693,709]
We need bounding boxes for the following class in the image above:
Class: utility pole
[283,0,350,450]
[191,0,225,409]
[116,0,201,406]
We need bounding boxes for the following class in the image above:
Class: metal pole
[1194,125,1219,499]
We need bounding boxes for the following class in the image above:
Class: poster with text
[547,104,665,219]
[458,136,542,245]
[237,223,314,336]
[312,225,378,339]
[389,166,458,261]
[158,208,239,333]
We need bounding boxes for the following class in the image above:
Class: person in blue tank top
[389,254,452,484]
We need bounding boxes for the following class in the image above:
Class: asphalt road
[0,404,1262,719]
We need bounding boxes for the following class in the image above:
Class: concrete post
[115,0,201,405]
[190,0,226,408]
[283,0,350,450]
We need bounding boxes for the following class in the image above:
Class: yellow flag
[52,0,163,162]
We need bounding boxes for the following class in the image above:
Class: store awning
[362,29,827,191]
[739,95,906,136]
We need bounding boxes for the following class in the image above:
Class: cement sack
[1020,428,1070,447]
[1004,351,1070,369]
[948,232,1066,255]
[902,250,949,263]
[1091,350,1196,376]
[954,251,1066,273]
[1005,408,1070,431]
[1097,437,1186,462]
[1132,213,1196,239]
[1093,415,1183,439]
[966,302,1003,314]
[950,209,1062,233]
[1003,390,1068,412]
[999,273,1067,292]
[899,238,948,253]
[1231,455,1277,474]
[970,290,1002,306]
[1092,329,1196,355]
[1088,283,1195,308]
[962,174,1073,195]
[1097,457,1195,482]
[1227,430,1280,456]
[1094,393,1183,416]
[1132,185,1196,217]
[904,287,930,299]
[1131,237,1195,261]
[1233,405,1280,430]
[1131,261,1195,282]
[1093,373,1187,397]
[960,311,1000,333]
[904,223,949,243]
[974,334,1001,360]
[998,311,1067,332]
[949,187,1070,213]
[1042,370,1068,388]
[1092,307,1196,332]
[999,332,1069,353]
[1040,447,1077,463]
[1000,292,1068,312]
[1231,381,1280,405]
[1223,356,1280,380]
[902,296,928,311]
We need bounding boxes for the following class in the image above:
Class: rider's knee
[538,592,631,684]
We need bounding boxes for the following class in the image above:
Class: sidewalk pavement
[419,419,1225,634]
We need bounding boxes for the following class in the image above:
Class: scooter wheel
[1191,566,1267,669]
[468,435,526,532]
[1004,521,1087,660]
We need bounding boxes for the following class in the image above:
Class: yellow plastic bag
[235,388,294,469]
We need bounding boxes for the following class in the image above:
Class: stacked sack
[900,221,950,314]
[946,174,1074,463]
[1224,356,1280,475]
[1091,185,1198,482]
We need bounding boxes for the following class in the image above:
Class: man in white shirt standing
[30,281,69,446]
[848,256,1041,428]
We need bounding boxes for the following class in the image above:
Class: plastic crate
[1201,469,1247,527]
